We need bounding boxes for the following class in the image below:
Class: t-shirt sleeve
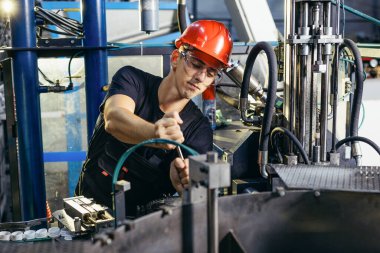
[100,66,142,112]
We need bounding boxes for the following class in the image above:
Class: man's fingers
[179,170,188,179]
[181,177,189,186]
[163,111,183,124]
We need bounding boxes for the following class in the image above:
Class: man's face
[175,50,221,99]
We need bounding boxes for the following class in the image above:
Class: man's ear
[171,50,180,70]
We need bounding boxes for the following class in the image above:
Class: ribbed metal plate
[272,165,380,192]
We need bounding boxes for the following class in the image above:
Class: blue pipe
[82,0,108,140]
[10,0,46,220]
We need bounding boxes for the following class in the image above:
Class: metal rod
[289,46,296,154]
[324,2,331,27]
[291,0,296,35]
[320,55,330,162]
[310,49,317,155]
[336,0,340,34]
[331,2,339,151]
[299,56,307,150]
[10,0,46,220]
[2,58,21,221]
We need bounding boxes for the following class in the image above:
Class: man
[75,20,233,217]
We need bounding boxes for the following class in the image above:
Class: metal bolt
[275,187,285,197]
[206,151,218,163]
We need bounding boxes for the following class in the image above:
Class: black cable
[39,26,78,36]
[35,12,79,36]
[34,7,83,36]
[41,11,82,33]
[270,127,310,165]
[336,136,380,157]
[35,7,82,29]
[177,2,188,34]
[271,131,284,164]
[38,68,55,85]
[343,39,364,138]
[36,12,81,35]
[240,42,277,152]
[68,51,83,86]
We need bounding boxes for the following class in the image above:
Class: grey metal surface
[272,164,380,192]
[3,190,380,252]
[213,122,260,179]
[87,190,380,253]
[0,239,89,253]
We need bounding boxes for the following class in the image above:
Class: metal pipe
[320,1,332,162]
[309,48,317,155]
[336,0,340,34]
[82,0,108,141]
[291,0,296,35]
[320,55,330,162]
[289,45,296,154]
[301,2,309,27]
[9,0,46,220]
[331,44,339,151]
[298,2,309,151]
[225,62,266,103]
[324,2,331,27]
[299,56,307,150]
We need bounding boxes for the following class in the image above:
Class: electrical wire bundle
[34,6,83,38]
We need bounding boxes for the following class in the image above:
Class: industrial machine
[52,196,114,234]
[1,0,380,253]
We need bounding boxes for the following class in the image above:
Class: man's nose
[194,68,207,82]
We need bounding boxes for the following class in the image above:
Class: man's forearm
[104,106,156,144]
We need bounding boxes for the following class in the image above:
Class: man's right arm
[103,94,184,149]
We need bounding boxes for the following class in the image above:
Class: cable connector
[352,141,362,166]
[258,150,268,178]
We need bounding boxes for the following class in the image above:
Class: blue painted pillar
[10,0,46,220]
[82,0,108,140]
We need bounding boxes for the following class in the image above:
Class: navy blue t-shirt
[76,66,212,215]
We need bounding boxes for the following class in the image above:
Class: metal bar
[42,2,178,11]
[310,45,318,156]
[208,189,218,253]
[1,58,21,221]
[9,0,46,220]
[331,43,339,151]
[82,0,108,141]
[320,55,330,162]
[299,56,307,150]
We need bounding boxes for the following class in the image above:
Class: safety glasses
[180,51,223,82]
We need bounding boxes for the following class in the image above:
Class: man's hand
[155,111,184,150]
[170,158,189,194]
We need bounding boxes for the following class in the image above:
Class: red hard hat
[175,20,233,69]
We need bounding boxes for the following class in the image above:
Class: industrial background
[0,0,380,252]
